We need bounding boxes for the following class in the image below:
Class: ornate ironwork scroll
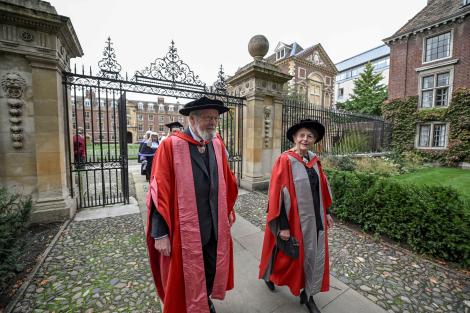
[98,37,122,79]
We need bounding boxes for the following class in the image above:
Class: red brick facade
[388,15,470,100]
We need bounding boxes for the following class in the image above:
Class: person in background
[138,130,153,163]
[259,119,333,313]
[73,127,86,169]
[160,121,183,142]
[140,132,159,181]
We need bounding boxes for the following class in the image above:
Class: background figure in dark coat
[140,132,159,181]
[138,130,153,163]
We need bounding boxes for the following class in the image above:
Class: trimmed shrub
[326,170,470,267]
[0,187,32,290]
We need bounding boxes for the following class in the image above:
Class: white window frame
[159,104,165,112]
[148,103,155,112]
[84,98,91,107]
[276,48,286,60]
[418,66,453,109]
[137,114,143,121]
[168,105,174,112]
[338,88,344,99]
[415,122,449,149]
[138,102,144,110]
[298,67,306,79]
[148,114,153,121]
[422,30,453,64]
[138,124,143,131]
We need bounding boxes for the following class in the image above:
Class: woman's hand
[154,236,171,256]
[326,214,334,228]
[279,229,290,241]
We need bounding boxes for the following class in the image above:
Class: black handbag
[276,235,299,259]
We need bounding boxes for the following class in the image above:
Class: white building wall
[334,67,389,104]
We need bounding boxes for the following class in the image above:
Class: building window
[417,123,447,148]
[71,111,76,118]
[100,99,105,107]
[85,112,90,119]
[338,88,344,99]
[138,102,144,110]
[159,104,165,112]
[84,98,91,107]
[148,114,153,121]
[138,124,143,131]
[424,32,451,63]
[420,72,450,108]
[148,103,155,112]
[325,76,331,86]
[168,105,174,112]
[72,122,76,129]
[85,122,91,130]
[159,125,164,132]
[276,48,286,60]
[148,125,153,131]
[298,67,306,79]
[138,114,143,121]
[159,115,164,122]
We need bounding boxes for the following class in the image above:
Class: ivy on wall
[382,88,470,165]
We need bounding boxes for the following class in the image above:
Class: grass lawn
[391,167,470,202]
[85,143,140,160]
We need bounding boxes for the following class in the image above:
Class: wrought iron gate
[281,98,392,155]
[64,38,244,209]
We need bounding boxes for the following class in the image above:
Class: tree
[339,62,388,116]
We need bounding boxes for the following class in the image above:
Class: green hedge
[327,170,470,267]
[0,187,32,290]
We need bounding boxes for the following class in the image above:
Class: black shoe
[300,290,320,313]
[264,280,275,291]
[308,296,321,313]
[208,298,216,313]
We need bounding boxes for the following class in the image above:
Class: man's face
[170,128,181,135]
[191,109,220,141]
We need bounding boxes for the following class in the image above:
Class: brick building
[266,41,337,108]
[127,97,186,143]
[384,0,470,150]
[71,93,187,143]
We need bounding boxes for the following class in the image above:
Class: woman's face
[293,128,315,152]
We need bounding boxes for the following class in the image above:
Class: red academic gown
[146,132,238,313]
[259,151,332,296]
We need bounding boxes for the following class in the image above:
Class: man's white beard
[196,125,216,141]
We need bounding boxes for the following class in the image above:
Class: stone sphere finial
[248,35,269,61]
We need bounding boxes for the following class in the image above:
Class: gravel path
[12,214,160,313]
[235,191,470,313]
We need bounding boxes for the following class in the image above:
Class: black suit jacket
[150,128,219,246]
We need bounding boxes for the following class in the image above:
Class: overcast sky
[49,0,426,96]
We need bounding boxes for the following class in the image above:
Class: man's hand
[228,211,236,226]
[326,214,334,228]
[279,229,290,241]
[154,236,171,256]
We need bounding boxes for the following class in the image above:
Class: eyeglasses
[200,116,220,122]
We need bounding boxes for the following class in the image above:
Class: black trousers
[203,231,217,296]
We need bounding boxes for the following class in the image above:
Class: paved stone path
[12,213,160,313]
[235,191,470,313]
